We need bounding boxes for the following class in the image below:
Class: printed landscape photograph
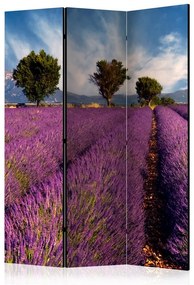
[4,4,189,270]
[5,8,64,266]
[66,5,189,269]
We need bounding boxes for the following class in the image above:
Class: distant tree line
[13,52,175,107]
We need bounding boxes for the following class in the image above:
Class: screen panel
[5,8,64,267]
[66,8,127,267]
[127,4,189,270]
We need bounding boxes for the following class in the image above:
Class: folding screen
[5,5,189,270]
[5,8,64,267]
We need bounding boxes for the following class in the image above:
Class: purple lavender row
[67,108,126,163]
[155,106,188,269]
[169,104,188,120]
[67,118,126,266]
[5,171,63,267]
[5,107,63,206]
[127,107,153,265]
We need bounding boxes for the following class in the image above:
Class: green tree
[13,50,61,106]
[136,76,163,106]
[89,59,130,106]
[160,97,175,106]
[150,95,162,107]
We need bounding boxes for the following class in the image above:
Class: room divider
[5,5,189,269]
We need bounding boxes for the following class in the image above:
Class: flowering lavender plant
[5,107,63,266]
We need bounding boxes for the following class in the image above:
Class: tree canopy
[160,97,175,106]
[13,50,61,106]
[136,76,163,106]
[89,59,130,106]
[149,95,175,108]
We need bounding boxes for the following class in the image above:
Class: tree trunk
[107,98,111,107]
[37,100,40,107]
[148,100,152,108]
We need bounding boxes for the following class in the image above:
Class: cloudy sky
[127,5,188,94]
[5,5,188,96]
[66,9,126,95]
[5,8,63,89]
[67,5,188,95]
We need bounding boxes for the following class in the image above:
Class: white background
[0,0,193,284]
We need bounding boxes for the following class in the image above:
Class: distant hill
[5,71,188,104]
[67,90,188,105]
[162,89,188,103]
[67,92,138,106]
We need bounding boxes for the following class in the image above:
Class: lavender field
[5,107,63,266]
[67,108,127,266]
[67,106,188,269]
[169,104,188,120]
[5,105,188,269]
